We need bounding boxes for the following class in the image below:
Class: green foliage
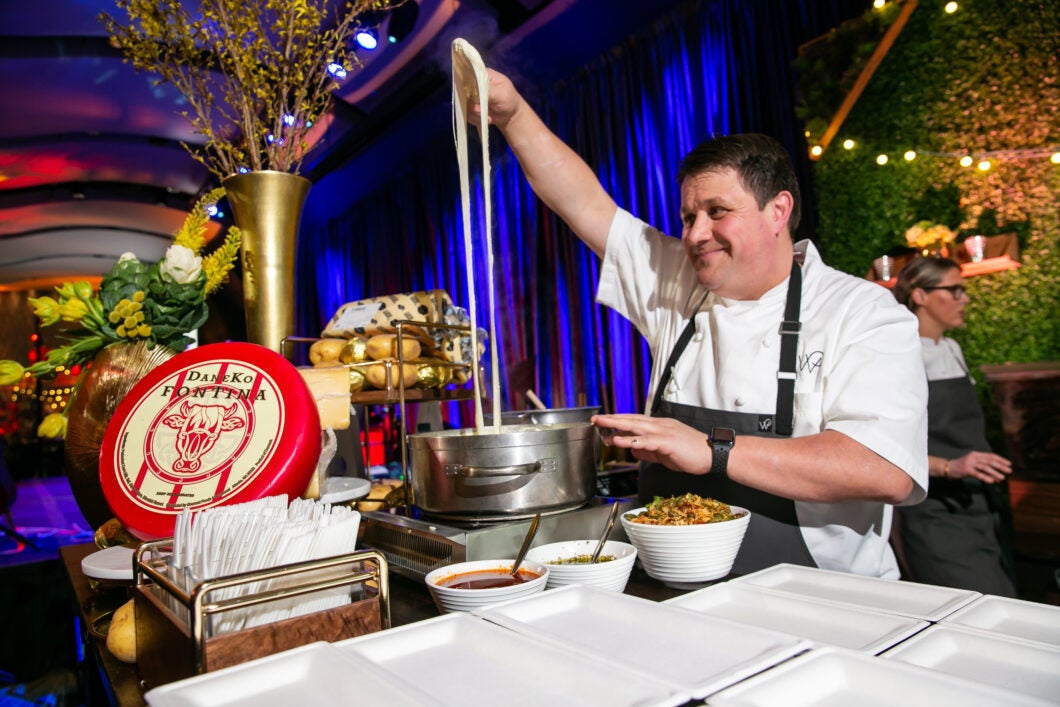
[102,0,395,178]
[794,1,903,141]
[0,191,241,383]
[810,0,1060,378]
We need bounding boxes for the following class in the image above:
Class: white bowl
[621,504,750,583]
[424,559,549,614]
[525,540,637,592]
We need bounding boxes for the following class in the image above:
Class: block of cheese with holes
[321,290,452,349]
[297,365,350,430]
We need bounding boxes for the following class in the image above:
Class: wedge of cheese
[297,365,351,430]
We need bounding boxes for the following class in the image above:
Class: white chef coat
[597,208,929,578]
[921,336,972,382]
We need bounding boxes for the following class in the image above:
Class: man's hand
[467,69,524,130]
[593,413,712,474]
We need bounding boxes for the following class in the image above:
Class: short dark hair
[677,133,802,233]
[893,256,961,311]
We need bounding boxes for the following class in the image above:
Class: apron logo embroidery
[757,416,774,432]
[798,350,823,374]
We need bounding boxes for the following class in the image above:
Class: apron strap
[775,260,802,437]
[649,293,708,416]
[650,259,803,433]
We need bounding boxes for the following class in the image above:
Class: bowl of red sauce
[424,559,549,613]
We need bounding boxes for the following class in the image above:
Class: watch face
[712,427,736,445]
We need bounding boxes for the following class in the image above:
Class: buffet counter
[61,543,688,707]
[63,543,1059,706]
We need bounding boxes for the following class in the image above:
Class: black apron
[898,372,1017,596]
[639,261,816,574]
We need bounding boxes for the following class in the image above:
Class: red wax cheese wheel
[99,342,322,540]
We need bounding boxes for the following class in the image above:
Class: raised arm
[473,69,618,257]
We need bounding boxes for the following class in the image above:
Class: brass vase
[65,341,177,529]
[221,170,312,354]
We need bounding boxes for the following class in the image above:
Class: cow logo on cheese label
[110,359,283,514]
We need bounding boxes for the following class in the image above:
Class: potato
[309,338,346,365]
[364,360,418,389]
[365,334,421,362]
[106,599,137,664]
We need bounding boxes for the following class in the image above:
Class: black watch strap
[709,427,735,476]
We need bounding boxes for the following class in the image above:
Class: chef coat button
[734,397,745,407]
[692,331,704,343]
[761,338,771,348]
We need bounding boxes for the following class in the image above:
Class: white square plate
[707,646,1055,707]
[732,563,979,621]
[144,642,439,707]
[665,582,928,654]
[474,584,809,700]
[881,624,1060,702]
[337,612,688,707]
[938,594,1060,647]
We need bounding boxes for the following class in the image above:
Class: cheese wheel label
[100,342,321,539]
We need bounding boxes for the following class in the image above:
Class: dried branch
[102,0,395,179]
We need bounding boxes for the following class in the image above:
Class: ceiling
[0,0,690,292]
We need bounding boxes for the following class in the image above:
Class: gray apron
[898,373,1016,596]
[639,261,816,575]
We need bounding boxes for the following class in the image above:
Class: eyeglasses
[922,284,968,299]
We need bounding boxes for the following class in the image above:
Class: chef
[470,69,928,579]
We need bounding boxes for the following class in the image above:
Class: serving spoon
[510,513,541,576]
[591,501,622,563]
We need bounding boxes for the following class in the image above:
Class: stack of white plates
[620,505,750,584]
[424,559,549,613]
[525,540,637,592]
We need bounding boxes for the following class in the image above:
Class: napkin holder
[132,539,390,690]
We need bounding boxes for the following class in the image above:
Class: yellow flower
[58,297,90,322]
[0,360,26,386]
[28,296,60,326]
[38,413,68,440]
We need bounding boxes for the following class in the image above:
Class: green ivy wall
[811,0,1059,377]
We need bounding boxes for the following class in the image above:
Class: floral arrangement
[904,220,958,253]
[102,0,394,178]
[0,189,241,437]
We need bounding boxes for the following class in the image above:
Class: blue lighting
[355,29,378,50]
[327,62,347,79]
[283,114,296,127]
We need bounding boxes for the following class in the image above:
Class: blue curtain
[298,0,867,421]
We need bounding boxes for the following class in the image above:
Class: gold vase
[65,341,177,529]
[222,170,312,354]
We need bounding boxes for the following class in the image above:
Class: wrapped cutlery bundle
[131,495,390,690]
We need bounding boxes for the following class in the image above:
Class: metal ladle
[591,502,622,563]
[510,513,541,576]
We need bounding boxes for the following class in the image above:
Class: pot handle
[446,460,549,478]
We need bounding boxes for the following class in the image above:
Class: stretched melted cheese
[452,38,501,433]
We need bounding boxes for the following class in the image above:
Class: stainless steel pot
[408,422,597,519]
[486,405,601,426]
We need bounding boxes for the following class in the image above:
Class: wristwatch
[709,427,736,476]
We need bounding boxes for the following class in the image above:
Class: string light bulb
[843,139,856,150]
[959,156,974,167]
[1051,152,1060,164]
[904,150,917,161]
[977,159,992,171]
[944,2,959,13]
[876,154,889,165]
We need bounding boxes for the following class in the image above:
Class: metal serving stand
[132,539,391,690]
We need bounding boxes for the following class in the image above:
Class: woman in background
[893,257,1016,596]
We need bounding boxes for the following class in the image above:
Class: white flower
[160,245,203,284]
[118,252,140,263]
